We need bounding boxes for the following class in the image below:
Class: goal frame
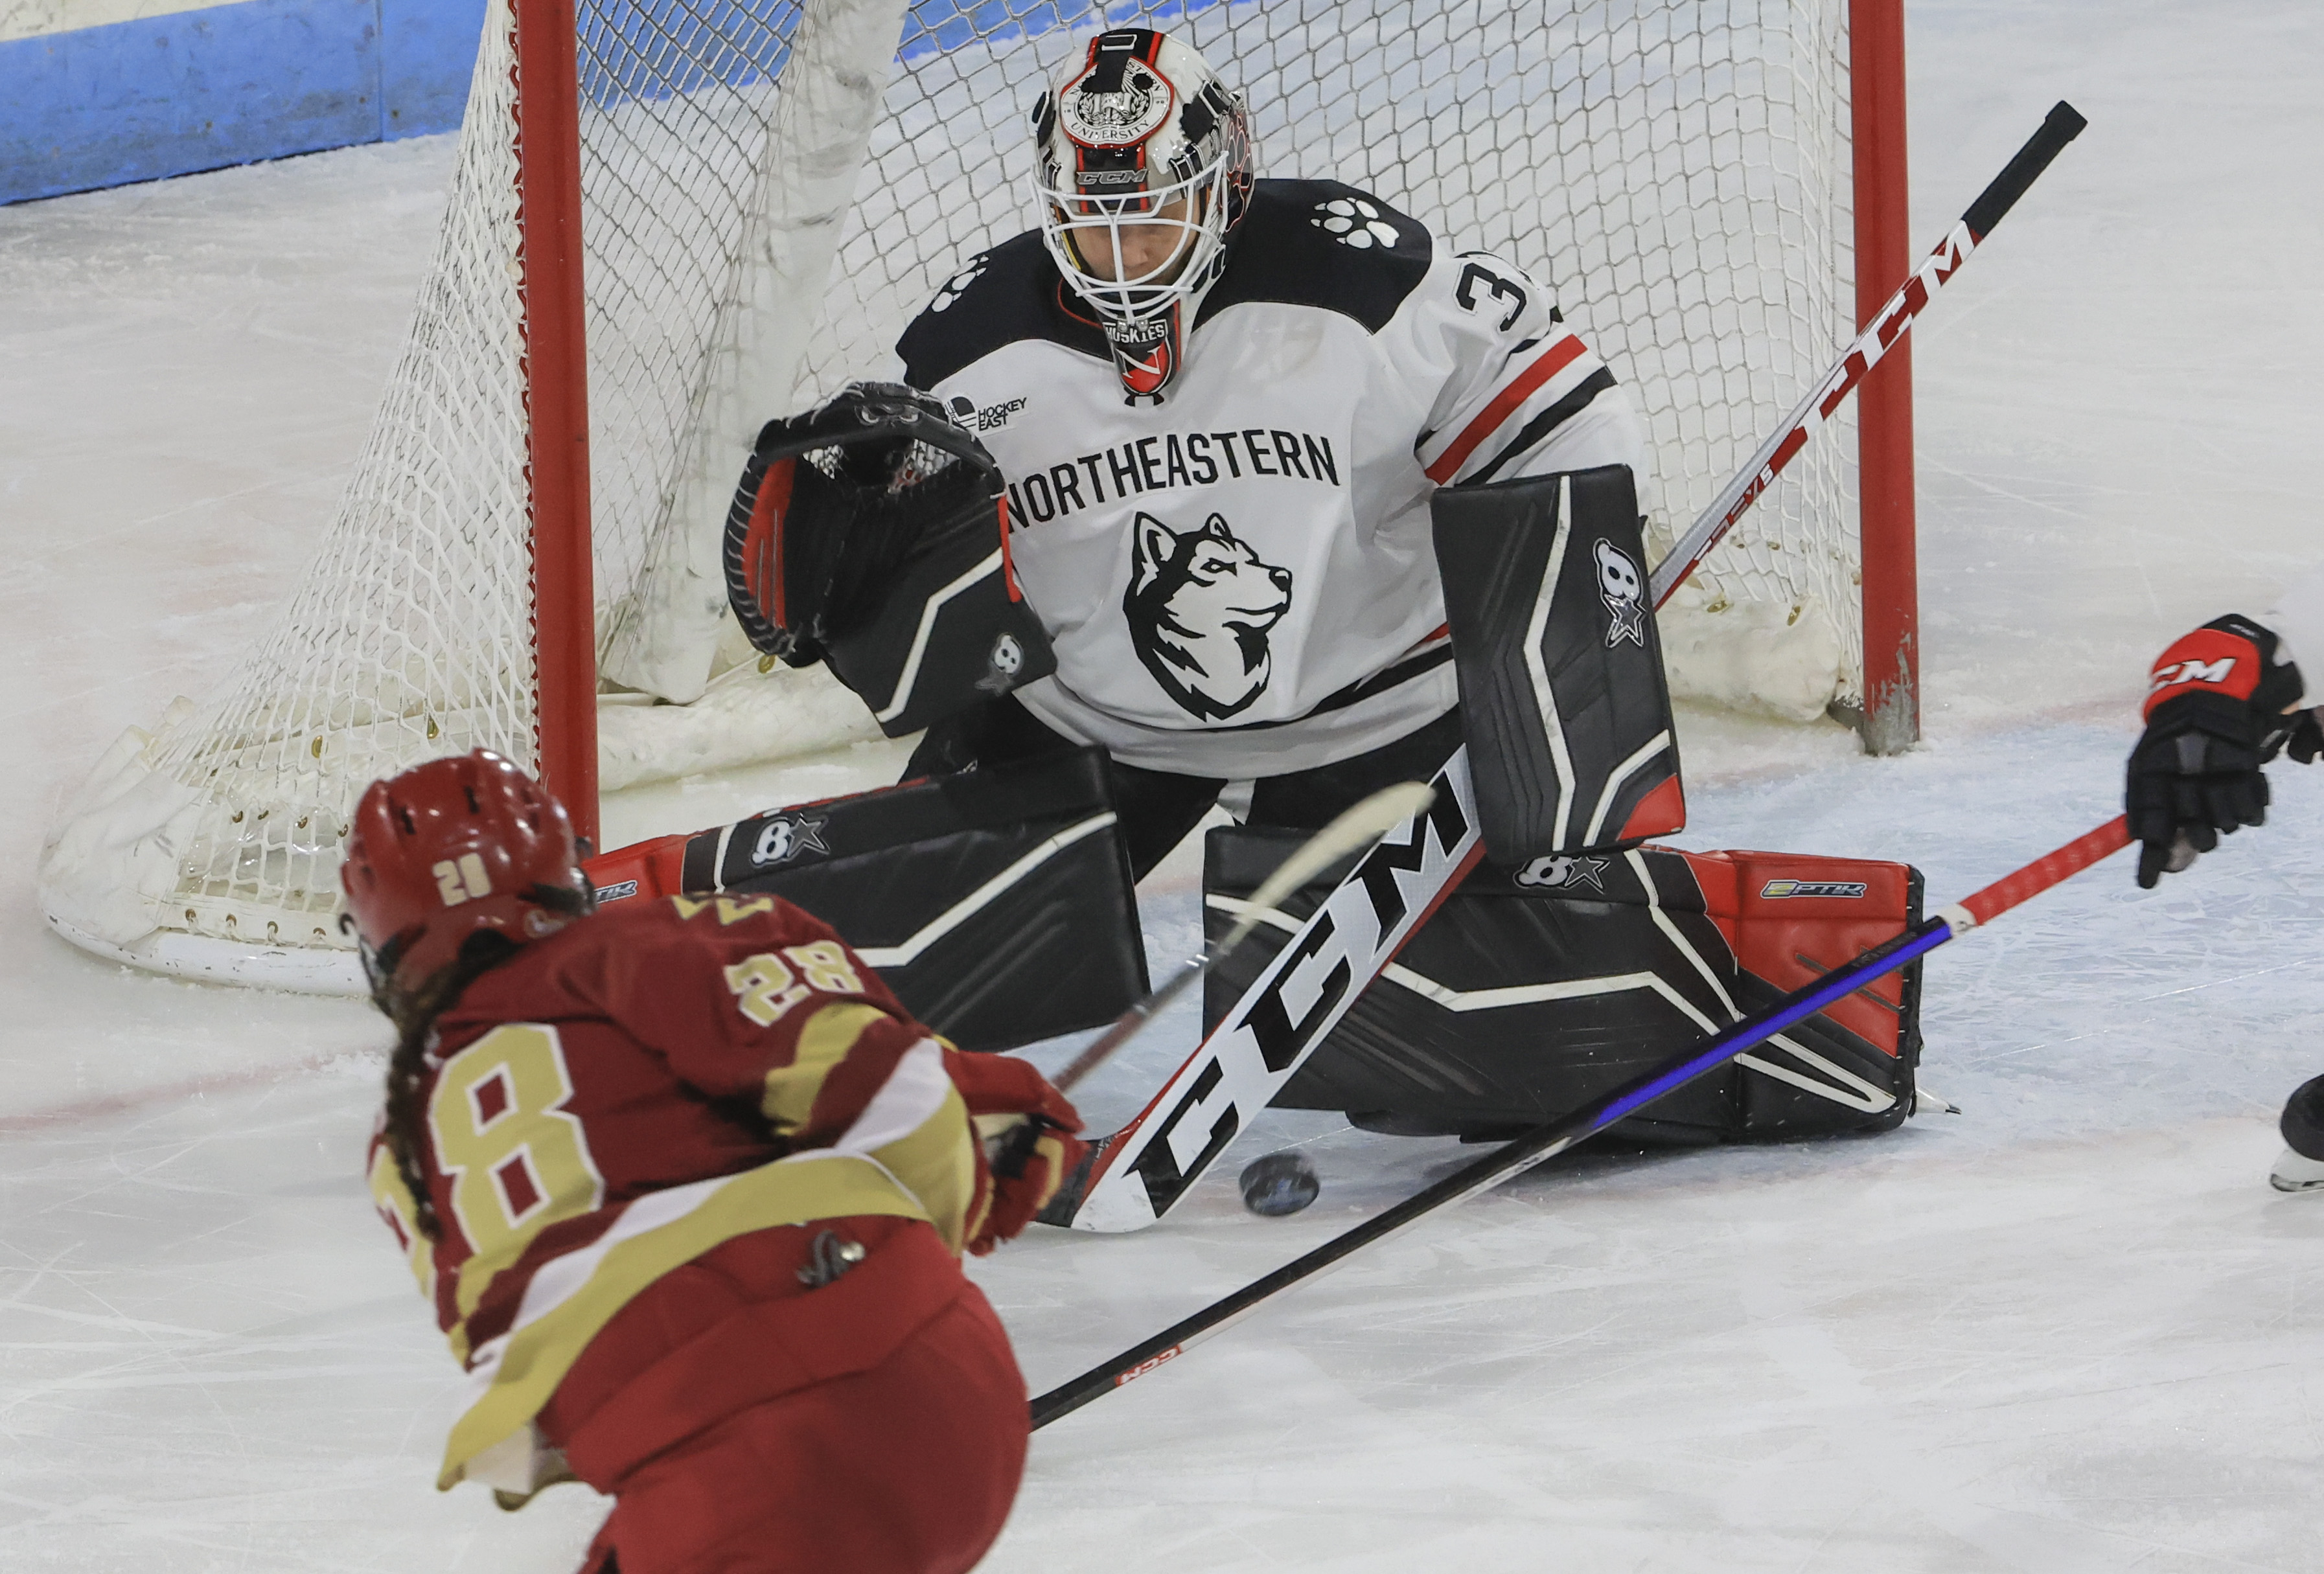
[1850,0,1918,756]
[515,0,600,843]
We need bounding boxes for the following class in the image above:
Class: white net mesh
[40,0,1870,979]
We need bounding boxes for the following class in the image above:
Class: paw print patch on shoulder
[1310,197,1400,249]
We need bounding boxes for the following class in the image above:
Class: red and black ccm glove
[2129,614,2320,887]
[941,1047,1085,1255]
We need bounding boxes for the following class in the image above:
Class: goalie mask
[1032,28,1255,400]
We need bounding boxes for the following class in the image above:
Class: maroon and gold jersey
[366,893,979,1488]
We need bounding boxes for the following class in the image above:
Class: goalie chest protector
[583,749,1146,1053]
[1202,826,1923,1145]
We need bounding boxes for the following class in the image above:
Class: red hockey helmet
[340,749,588,995]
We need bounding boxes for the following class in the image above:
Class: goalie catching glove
[2129,613,2321,887]
[724,382,1055,735]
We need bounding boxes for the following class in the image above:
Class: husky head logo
[1123,511,1294,720]
[1513,853,1608,893]
[1593,538,1647,648]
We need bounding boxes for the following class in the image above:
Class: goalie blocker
[582,750,1147,1055]
[724,382,1056,737]
[1204,827,1924,1143]
[1432,464,1684,865]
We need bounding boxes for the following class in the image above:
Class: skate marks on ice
[974,720,2324,1571]
[982,1113,2324,1573]
[0,1056,601,1573]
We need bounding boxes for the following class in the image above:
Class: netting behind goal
[40,0,1873,988]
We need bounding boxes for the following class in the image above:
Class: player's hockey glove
[941,1047,1086,1255]
[2128,614,2320,887]
[723,382,1004,665]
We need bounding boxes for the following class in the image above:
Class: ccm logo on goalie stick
[1594,539,1647,648]
[1760,878,1868,899]
[1114,1345,1183,1388]
[1126,780,1473,1216]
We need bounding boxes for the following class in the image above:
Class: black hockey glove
[2127,613,2318,888]
[723,382,1004,663]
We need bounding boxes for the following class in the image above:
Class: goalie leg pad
[1202,827,1921,1143]
[584,748,1145,1053]
[1431,464,1683,865]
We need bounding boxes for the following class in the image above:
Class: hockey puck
[1239,1150,1320,1216]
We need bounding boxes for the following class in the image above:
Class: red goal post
[1851,0,1918,756]
[40,0,1914,991]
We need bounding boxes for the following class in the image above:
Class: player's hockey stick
[1049,782,1436,1096]
[1648,99,2088,606]
[1030,814,2132,1428]
[1039,751,1484,1231]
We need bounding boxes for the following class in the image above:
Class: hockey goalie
[606,25,1931,1219]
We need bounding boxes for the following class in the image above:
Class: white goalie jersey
[898,179,1648,778]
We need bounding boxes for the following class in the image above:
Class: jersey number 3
[1455,260,1528,332]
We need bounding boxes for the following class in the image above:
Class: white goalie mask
[1031,28,1254,400]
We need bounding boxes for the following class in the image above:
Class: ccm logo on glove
[2146,630,2259,712]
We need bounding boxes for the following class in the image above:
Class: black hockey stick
[1650,100,2088,604]
[1029,816,2132,1428]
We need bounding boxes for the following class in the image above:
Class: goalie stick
[1030,815,2135,1428]
[1039,101,2089,1234]
[1048,782,1436,1097]
[1649,99,2088,606]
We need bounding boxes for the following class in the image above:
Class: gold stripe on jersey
[761,1001,890,1133]
[853,1045,978,1257]
[439,1150,939,1489]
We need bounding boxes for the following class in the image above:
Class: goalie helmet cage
[37,0,1913,992]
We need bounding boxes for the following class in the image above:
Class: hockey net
[40,0,1882,989]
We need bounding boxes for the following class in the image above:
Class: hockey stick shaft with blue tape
[1030,814,2132,1429]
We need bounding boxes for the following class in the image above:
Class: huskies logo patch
[1060,56,1171,147]
[1594,538,1647,648]
[1105,314,1178,402]
[1124,510,1293,720]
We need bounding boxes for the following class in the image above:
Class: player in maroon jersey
[346,749,1083,1574]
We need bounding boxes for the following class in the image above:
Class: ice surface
[6,0,2324,1568]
